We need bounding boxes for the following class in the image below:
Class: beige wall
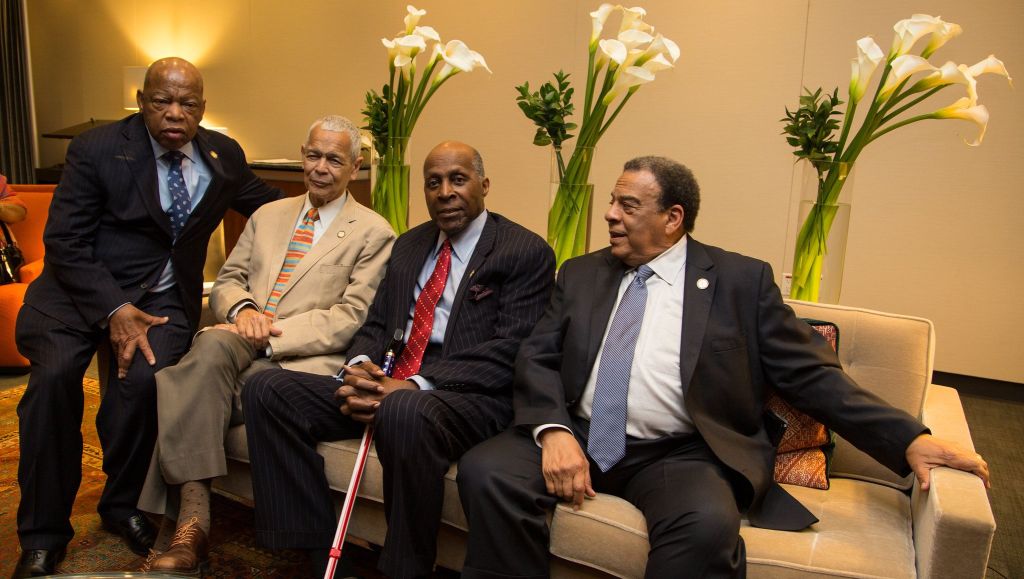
[26,0,1023,383]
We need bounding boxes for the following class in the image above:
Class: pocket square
[468,284,493,301]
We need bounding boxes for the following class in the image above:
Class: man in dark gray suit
[243,141,556,578]
[456,156,990,578]
[12,57,281,577]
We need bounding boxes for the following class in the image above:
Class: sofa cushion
[546,480,914,579]
[787,301,933,490]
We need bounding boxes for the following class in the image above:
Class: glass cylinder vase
[785,159,855,304]
[371,136,411,234]
[548,145,595,269]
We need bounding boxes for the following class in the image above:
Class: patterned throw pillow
[769,319,839,490]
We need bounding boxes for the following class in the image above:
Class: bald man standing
[12,57,281,577]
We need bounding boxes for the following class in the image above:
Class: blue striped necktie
[588,264,656,472]
[164,150,191,239]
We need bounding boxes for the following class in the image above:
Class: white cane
[324,330,403,579]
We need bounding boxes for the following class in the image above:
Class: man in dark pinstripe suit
[243,141,556,578]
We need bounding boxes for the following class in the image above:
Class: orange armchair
[1,184,54,368]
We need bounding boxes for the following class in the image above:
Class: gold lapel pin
[337,231,346,238]
[210,150,219,159]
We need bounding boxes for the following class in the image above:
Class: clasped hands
[335,361,417,423]
[211,306,282,350]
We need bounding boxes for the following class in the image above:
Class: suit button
[141,282,149,289]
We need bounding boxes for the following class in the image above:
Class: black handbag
[0,222,24,284]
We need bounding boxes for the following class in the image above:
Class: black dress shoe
[101,512,156,555]
[10,548,65,578]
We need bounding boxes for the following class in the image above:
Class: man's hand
[233,307,281,349]
[334,362,416,423]
[539,428,596,510]
[109,304,169,379]
[906,433,991,490]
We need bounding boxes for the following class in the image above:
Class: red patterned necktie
[264,208,318,318]
[393,239,453,380]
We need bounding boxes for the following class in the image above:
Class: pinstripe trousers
[243,368,512,579]
[14,289,192,550]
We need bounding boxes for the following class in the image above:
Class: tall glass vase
[548,145,595,269]
[371,136,410,234]
[785,159,855,303]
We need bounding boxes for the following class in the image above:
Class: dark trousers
[14,290,191,550]
[457,424,747,579]
[242,368,512,579]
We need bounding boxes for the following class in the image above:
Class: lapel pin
[210,150,218,159]
[337,231,346,238]
[696,278,709,290]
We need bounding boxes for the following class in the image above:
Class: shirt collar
[642,234,688,286]
[303,191,348,227]
[437,209,488,264]
[148,133,197,164]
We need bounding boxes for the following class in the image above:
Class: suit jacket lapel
[444,214,497,347]
[279,195,359,299]
[680,237,716,393]
[121,116,170,238]
[262,196,306,300]
[583,251,628,378]
[185,129,225,234]
[393,223,439,335]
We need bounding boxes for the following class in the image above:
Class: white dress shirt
[536,235,694,443]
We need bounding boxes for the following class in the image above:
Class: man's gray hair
[307,115,361,160]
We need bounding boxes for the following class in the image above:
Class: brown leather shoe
[148,517,208,576]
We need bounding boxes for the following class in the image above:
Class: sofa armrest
[911,384,995,579]
[19,259,43,285]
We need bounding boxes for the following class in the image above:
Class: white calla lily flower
[641,53,674,73]
[412,26,440,43]
[933,96,990,145]
[647,34,680,63]
[921,19,962,58]
[603,65,655,105]
[618,28,654,50]
[908,61,973,99]
[598,38,628,67]
[849,36,884,103]
[890,14,942,57]
[968,55,1013,88]
[404,5,427,34]
[619,6,651,34]
[435,40,490,81]
[878,55,936,101]
[590,3,617,44]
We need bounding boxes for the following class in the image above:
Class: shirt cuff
[228,299,259,323]
[103,302,132,328]
[532,424,572,447]
[408,375,435,391]
[334,354,372,380]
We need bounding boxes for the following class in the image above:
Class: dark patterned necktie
[393,240,453,380]
[165,150,191,239]
[588,264,656,472]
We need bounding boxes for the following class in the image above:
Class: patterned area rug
[0,378,385,577]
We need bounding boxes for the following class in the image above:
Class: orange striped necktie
[264,208,318,318]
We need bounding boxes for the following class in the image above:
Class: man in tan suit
[137,115,395,574]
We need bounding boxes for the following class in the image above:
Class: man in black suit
[242,141,555,578]
[456,156,990,578]
[12,57,281,577]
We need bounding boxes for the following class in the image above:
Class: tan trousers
[137,329,278,514]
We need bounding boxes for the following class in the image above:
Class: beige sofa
[213,300,996,578]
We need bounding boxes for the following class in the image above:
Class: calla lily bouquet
[363,5,490,233]
[783,14,1012,301]
[516,3,679,267]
